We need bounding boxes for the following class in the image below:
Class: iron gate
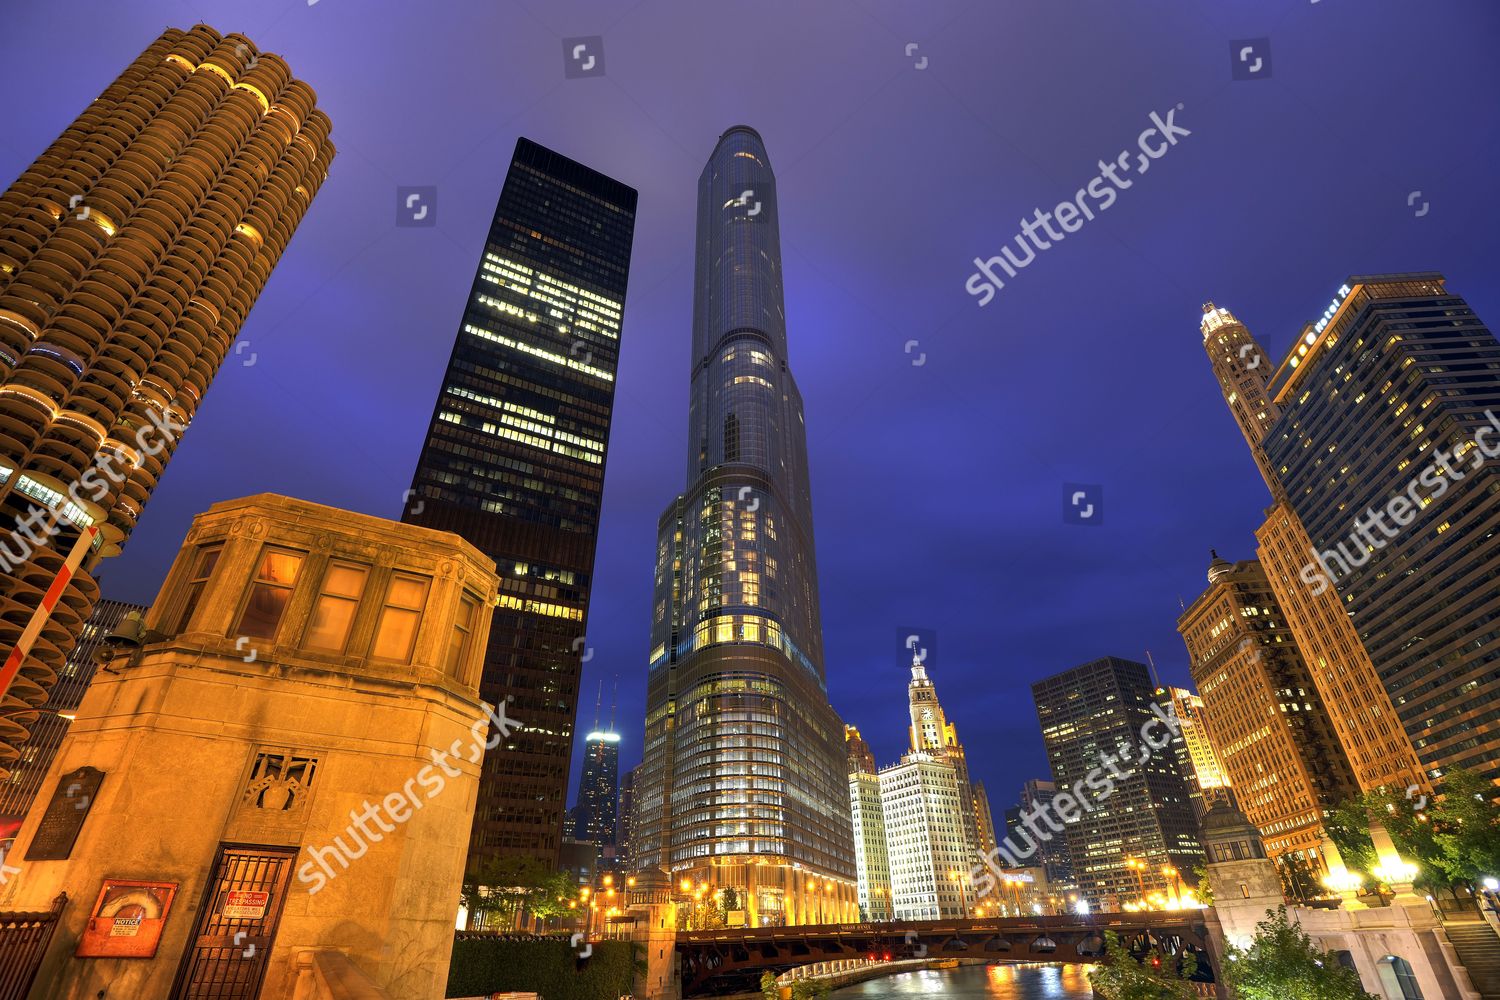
[170,844,296,1000]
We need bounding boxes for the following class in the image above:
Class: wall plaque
[25,766,104,861]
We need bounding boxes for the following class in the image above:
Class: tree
[1088,930,1199,1000]
[1223,907,1376,1000]
[460,856,575,930]
[1276,853,1320,904]
[1192,863,1214,907]
[760,971,779,1000]
[1333,768,1500,897]
[721,886,741,916]
[527,867,579,923]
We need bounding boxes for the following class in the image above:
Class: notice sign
[223,890,269,919]
[76,879,177,959]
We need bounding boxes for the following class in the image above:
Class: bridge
[673,911,1219,995]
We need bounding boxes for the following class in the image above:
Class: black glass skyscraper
[403,138,636,867]
[633,127,857,927]
[571,727,620,867]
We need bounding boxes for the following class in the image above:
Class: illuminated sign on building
[1313,283,1354,334]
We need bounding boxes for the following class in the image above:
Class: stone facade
[0,494,499,999]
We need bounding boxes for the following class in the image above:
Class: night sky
[5,0,1498,818]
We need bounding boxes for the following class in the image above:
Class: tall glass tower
[403,138,636,868]
[634,127,857,927]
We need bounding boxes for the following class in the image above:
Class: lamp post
[1161,865,1182,908]
[1125,858,1148,905]
[948,870,971,919]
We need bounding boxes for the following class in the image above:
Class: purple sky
[5,0,1498,817]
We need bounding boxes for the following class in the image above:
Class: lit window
[304,562,369,652]
[236,548,305,639]
[371,574,429,661]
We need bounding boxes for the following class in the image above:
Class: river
[830,963,1096,999]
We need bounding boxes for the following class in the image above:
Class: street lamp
[947,870,971,918]
[1161,865,1182,907]
[1125,858,1148,904]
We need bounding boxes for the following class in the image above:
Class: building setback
[402,138,637,866]
[1177,553,1357,865]
[633,126,856,927]
[0,24,333,771]
[1032,657,1203,910]
[1201,300,1427,797]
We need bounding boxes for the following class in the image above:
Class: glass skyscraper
[571,727,621,868]
[403,137,636,866]
[633,126,857,926]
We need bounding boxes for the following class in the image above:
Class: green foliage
[1087,930,1199,1000]
[1333,768,1500,896]
[1223,907,1375,1000]
[790,978,830,1000]
[1276,853,1320,903]
[445,938,640,1000]
[761,970,780,1000]
[461,856,580,929]
[1326,800,1380,892]
[1192,863,1214,907]
[722,886,741,914]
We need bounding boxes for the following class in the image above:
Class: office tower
[633,126,856,927]
[907,653,982,857]
[1013,778,1074,887]
[1206,276,1500,789]
[874,659,984,919]
[845,725,892,921]
[617,766,636,871]
[0,24,333,772]
[1178,553,1358,864]
[0,598,144,841]
[880,755,972,919]
[571,726,621,868]
[1261,275,1500,788]
[971,780,999,858]
[1032,657,1203,910]
[1202,302,1426,796]
[1156,685,1235,820]
[403,138,636,866]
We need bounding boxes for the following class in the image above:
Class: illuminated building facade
[633,126,857,926]
[1032,657,1203,910]
[880,753,971,920]
[0,598,143,841]
[0,24,332,773]
[1155,685,1234,821]
[403,137,637,866]
[906,653,983,856]
[1178,551,1362,869]
[1010,778,1073,887]
[845,725,892,921]
[571,727,621,868]
[1202,301,1425,796]
[1259,274,1500,789]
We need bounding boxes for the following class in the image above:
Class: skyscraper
[1032,657,1203,910]
[1201,301,1426,797]
[633,126,857,926]
[845,725,892,921]
[1010,778,1074,888]
[0,24,332,771]
[617,765,637,871]
[1204,275,1500,790]
[0,598,144,842]
[907,653,982,857]
[1259,275,1500,789]
[1155,685,1234,820]
[571,727,621,869]
[1178,552,1357,864]
[403,138,636,866]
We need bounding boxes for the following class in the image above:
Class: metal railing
[0,893,66,1000]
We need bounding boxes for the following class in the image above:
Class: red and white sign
[223,890,270,919]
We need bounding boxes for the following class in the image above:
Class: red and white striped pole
[0,522,98,704]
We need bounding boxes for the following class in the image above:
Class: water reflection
[832,963,1096,999]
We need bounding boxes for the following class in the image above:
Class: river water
[831,963,1096,999]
